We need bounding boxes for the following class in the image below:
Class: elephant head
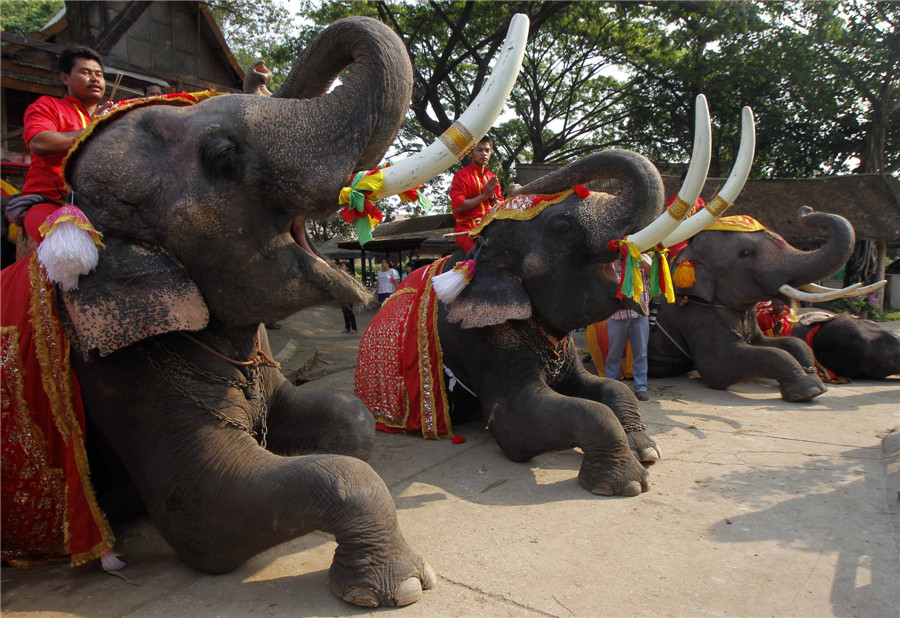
[671,206,856,310]
[443,95,755,335]
[445,149,667,334]
[60,15,529,356]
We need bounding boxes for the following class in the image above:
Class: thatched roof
[337,214,457,254]
[667,174,900,247]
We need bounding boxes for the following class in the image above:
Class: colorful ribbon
[649,244,675,303]
[607,238,643,303]
[339,168,386,245]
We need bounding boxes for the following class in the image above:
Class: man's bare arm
[28,130,83,157]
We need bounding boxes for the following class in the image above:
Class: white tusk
[779,283,852,302]
[375,14,529,198]
[851,280,887,296]
[799,282,861,295]
[662,106,756,248]
[625,95,711,252]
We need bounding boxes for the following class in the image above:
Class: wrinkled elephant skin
[648,208,856,401]
[56,17,433,607]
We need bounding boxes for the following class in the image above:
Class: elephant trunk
[244,17,414,218]
[517,149,666,252]
[781,206,856,288]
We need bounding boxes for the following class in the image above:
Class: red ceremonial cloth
[355,257,454,439]
[1,255,114,567]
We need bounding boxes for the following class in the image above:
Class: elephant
[647,206,858,401]
[1,15,530,607]
[790,310,900,380]
[356,96,756,496]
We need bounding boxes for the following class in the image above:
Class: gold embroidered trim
[667,196,692,220]
[1,326,69,563]
[62,91,225,191]
[469,190,574,236]
[26,257,115,564]
[706,194,731,216]
[439,121,475,159]
[414,257,452,439]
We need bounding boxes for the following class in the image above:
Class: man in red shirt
[17,46,107,245]
[449,135,504,254]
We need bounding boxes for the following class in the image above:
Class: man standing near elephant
[606,257,653,401]
[11,46,109,248]
[449,135,504,254]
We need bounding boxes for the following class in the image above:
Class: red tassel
[451,435,466,444]
[574,185,590,199]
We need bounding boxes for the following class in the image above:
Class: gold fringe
[673,260,696,288]
[469,190,574,236]
[26,257,116,565]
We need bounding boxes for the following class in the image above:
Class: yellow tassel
[673,259,695,288]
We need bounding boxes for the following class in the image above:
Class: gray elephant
[1,15,530,607]
[356,95,753,496]
[790,310,900,380]
[647,207,857,401]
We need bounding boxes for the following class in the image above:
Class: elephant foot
[578,452,649,496]
[626,429,661,463]
[329,547,435,607]
[780,374,827,402]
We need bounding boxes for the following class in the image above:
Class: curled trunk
[782,207,856,288]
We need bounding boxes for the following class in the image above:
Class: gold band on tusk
[707,194,731,216]
[439,121,475,159]
[667,196,693,220]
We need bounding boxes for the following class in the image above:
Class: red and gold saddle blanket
[1,255,114,566]
[355,257,454,439]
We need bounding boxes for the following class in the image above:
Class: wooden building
[1,1,244,163]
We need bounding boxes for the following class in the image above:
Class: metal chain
[139,341,269,448]
[522,325,572,382]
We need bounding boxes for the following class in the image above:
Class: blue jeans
[605,316,649,392]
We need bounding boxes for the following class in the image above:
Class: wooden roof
[662,174,900,246]
[337,214,457,254]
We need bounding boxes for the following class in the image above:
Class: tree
[0,0,64,36]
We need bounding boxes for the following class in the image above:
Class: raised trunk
[782,208,856,287]
[518,149,665,252]
[246,17,413,218]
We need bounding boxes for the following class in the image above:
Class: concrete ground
[3,305,898,617]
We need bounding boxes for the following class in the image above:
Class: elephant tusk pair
[661,105,756,248]
[374,14,530,199]
[624,96,756,253]
[624,94,711,252]
[781,280,888,302]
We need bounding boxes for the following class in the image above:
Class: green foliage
[0,0,64,36]
[212,0,898,240]
[817,293,881,316]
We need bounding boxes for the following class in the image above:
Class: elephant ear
[61,236,209,357]
[446,262,531,329]
[672,245,715,303]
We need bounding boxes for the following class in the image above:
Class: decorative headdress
[432,186,585,303]
[672,215,768,289]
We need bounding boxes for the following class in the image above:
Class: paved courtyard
[2,306,898,617]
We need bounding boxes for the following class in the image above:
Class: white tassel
[37,219,100,291]
[432,259,475,303]
[100,548,125,571]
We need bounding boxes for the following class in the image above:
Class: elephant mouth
[602,262,619,283]
[290,215,328,265]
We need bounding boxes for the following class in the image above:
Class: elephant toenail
[621,480,643,496]
[421,562,437,589]
[343,587,379,607]
[393,577,423,606]
[591,482,615,496]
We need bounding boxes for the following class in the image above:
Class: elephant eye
[739,249,754,258]
[549,217,572,235]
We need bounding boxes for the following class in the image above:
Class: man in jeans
[605,257,652,401]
